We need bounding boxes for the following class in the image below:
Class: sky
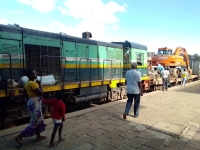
[0,0,200,55]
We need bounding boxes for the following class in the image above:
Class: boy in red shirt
[42,91,66,148]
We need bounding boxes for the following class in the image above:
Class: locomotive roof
[0,24,122,49]
[112,41,147,50]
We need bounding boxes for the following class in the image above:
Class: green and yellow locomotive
[0,24,148,128]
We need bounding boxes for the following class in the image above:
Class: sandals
[36,136,47,141]
[15,136,23,146]
[123,113,127,119]
[58,137,65,143]
[49,142,58,148]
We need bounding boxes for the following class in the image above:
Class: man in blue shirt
[123,62,143,119]
[157,62,164,74]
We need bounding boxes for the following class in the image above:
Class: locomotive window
[136,53,143,66]
[25,44,61,76]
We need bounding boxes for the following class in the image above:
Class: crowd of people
[123,62,188,120]
[156,62,188,89]
[14,62,188,148]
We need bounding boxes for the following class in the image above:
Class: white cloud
[48,20,119,41]
[16,0,57,13]
[57,0,126,40]
[48,21,92,38]
[58,0,125,24]
[15,0,126,40]
[0,19,8,25]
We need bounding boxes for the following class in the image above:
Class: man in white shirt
[123,62,143,119]
[161,67,170,91]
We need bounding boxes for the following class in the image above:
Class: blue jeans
[162,78,169,90]
[124,94,140,117]
[54,122,63,128]
[182,78,187,86]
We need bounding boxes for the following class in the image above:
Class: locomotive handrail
[118,60,123,80]
[59,32,67,36]
[78,58,92,85]
[103,59,113,81]
[0,53,12,96]
[97,46,100,80]
[122,60,129,76]
[59,33,64,59]
[59,32,73,41]
[40,55,67,88]
[111,59,123,80]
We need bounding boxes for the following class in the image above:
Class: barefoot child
[42,91,66,148]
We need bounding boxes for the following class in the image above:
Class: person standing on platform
[181,69,188,87]
[123,62,143,119]
[15,69,46,146]
[42,91,66,148]
[161,67,170,91]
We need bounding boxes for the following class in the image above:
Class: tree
[193,53,200,59]
[189,53,200,59]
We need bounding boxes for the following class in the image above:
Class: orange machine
[152,47,190,69]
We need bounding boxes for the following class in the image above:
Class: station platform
[0,81,200,150]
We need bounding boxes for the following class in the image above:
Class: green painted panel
[23,35,60,47]
[76,43,87,58]
[0,39,20,64]
[107,47,114,60]
[63,41,76,80]
[98,46,107,59]
[115,48,123,60]
[63,41,75,57]
[0,39,22,78]
[88,44,98,58]
[0,31,21,40]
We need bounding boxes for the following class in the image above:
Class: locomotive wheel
[153,86,157,91]
[176,69,181,78]
[112,91,118,101]
[150,86,154,92]
[120,88,126,99]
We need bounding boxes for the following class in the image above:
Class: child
[181,69,188,87]
[42,91,66,148]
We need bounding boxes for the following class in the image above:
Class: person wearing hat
[123,62,143,119]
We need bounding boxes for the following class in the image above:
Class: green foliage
[189,53,200,59]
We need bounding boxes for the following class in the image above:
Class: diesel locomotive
[0,24,148,128]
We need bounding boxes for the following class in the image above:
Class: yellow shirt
[182,71,187,78]
[24,81,39,98]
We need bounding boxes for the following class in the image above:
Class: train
[0,24,198,129]
[0,24,149,129]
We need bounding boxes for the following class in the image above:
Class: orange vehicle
[152,47,190,69]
